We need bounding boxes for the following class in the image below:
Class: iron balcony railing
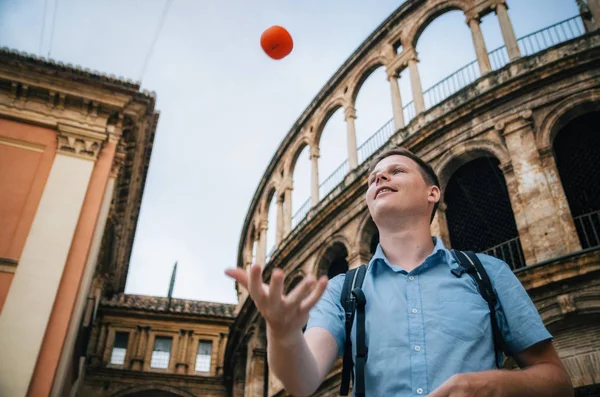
[517,15,584,57]
[484,237,526,271]
[287,15,585,232]
[423,59,480,109]
[574,210,600,249]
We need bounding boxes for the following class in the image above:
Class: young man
[226,148,573,396]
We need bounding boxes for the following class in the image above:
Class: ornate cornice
[57,123,105,160]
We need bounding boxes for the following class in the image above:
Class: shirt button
[417,388,424,394]
[412,308,418,314]
[408,276,415,281]
[414,346,421,351]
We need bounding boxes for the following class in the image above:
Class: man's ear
[428,185,441,204]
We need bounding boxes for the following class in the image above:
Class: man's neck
[378,224,435,273]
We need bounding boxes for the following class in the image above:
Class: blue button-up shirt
[306,237,552,396]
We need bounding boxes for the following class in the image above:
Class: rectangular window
[150,336,172,369]
[195,341,212,372]
[110,332,129,365]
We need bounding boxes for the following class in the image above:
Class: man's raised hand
[225,264,328,341]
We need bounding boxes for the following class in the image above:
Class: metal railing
[319,159,349,200]
[291,197,312,229]
[484,237,526,271]
[488,45,510,72]
[574,210,600,249]
[423,60,480,109]
[287,15,585,230]
[357,117,395,164]
[517,15,584,57]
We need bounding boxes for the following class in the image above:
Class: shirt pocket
[435,290,489,342]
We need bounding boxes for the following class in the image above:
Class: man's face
[366,155,438,223]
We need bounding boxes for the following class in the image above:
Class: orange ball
[260,26,294,60]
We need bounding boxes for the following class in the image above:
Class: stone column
[585,0,600,30]
[91,322,110,366]
[430,202,451,249]
[276,193,284,245]
[344,106,359,170]
[51,147,121,396]
[310,146,320,206]
[494,2,521,60]
[468,17,492,74]
[497,110,580,264]
[283,185,293,236]
[131,325,150,371]
[256,220,268,266]
[0,126,100,397]
[408,56,426,114]
[175,329,192,374]
[387,70,405,130]
[244,333,266,397]
[538,147,581,252]
[232,351,246,397]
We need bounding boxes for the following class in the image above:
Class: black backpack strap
[339,265,367,396]
[451,250,511,368]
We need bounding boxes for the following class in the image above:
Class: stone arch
[111,384,196,397]
[536,89,600,151]
[433,138,511,191]
[348,54,391,106]
[405,0,471,49]
[315,235,351,279]
[314,96,348,147]
[354,210,379,259]
[284,269,306,294]
[286,134,312,179]
[261,181,280,217]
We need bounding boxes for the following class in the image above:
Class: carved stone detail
[57,123,105,160]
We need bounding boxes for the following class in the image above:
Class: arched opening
[553,111,600,249]
[354,66,393,163]
[415,9,481,109]
[318,107,348,199]
[444,156,525,269]
[265,191,278,262]
[317,242,349,279]
[357,215,380,260]
[291,145,311,228]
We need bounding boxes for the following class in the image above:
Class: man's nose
[376,173,389,184]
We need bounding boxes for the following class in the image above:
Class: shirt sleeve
[478,254,553,355]
[305,273,346,358]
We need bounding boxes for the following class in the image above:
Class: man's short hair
[368,148,440,222]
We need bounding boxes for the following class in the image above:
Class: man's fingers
[299,276,328,313]
[268,268,285,309]
[248,264,268,308]
[224,268,249,291]
[284,275,316,308]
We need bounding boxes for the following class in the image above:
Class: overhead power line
[39,0,49,56]
[48,0,59,58]
[138,0,173,83]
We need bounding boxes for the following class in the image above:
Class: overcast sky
[0,0,578,304]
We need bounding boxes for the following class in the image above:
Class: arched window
[444,156,525,269]
[553,111,600,249]
[317,242,349,279]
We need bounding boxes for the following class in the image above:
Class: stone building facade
[79,294,235,397]
[225,1,600,396]
[0,47,159,397]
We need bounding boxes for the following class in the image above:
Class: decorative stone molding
[0,257,18,273]
[557,293,577,315]
[495,109,533,137]
[57,123,105,160]
[344,105,357,121]
[309,145,321,160]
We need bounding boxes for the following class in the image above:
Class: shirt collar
[368,236,460,273]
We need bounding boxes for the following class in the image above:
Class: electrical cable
[138,0,173,82]
[39,0,49,56]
